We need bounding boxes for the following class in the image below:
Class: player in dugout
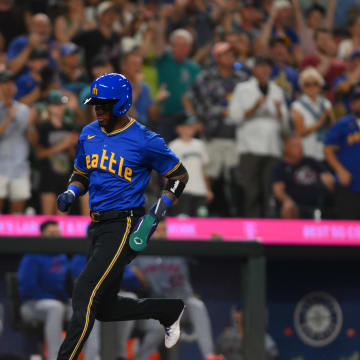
[56,72,189,360]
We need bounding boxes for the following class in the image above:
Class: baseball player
[56,72,189,360]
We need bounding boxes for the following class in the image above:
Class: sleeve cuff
[162,161,181,177]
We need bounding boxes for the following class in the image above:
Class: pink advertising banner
[0,215,360,245]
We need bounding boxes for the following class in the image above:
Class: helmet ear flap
[112,93,132,116]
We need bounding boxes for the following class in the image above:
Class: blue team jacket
[18,254,69,303]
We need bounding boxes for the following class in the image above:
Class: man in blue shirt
[7,13,52,77]
[325,87,360,219]
[56,73,188,360]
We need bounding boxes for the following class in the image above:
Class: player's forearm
[162,168,189,204]
[68,179,86,195]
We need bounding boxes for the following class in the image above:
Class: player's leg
[21,299,66,360]
[84,319,100,360]
[66,302,100,360]
[57,216,133,360]
[186,296,216,359]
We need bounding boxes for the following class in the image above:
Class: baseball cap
[0,69,14,83]
[60,42,79,56]
[29,48,49,60]
[212,42,232,58]
[45,90,69,105]
[97,1,115,17]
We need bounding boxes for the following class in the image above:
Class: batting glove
[129,214,158,252]
[57,190,76,212]
[129,196,171,252]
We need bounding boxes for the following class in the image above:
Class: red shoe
[206,354,225,360]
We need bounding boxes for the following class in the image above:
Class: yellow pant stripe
[68,216,132,360]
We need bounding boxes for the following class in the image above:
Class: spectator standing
[184,42,247,216]
[121,51,169,126]
[291,67,335,161]
[18,220,98,360]
[73,1,121,73]
[271,135,334,219]
[155,6,201,141]
[325,87,360,219]
[33,90,78,214]
[6,13,52,76]
[228,0,261,40]
[14,48,49,105]
[270,37,299,106]
[54,0,88,44]
[169,115,212,217]
[225,31,253,70]
[216,304,279,360]
[256,1,301,63]
[300,28,346,89]
[332,49,360,118]
[229,57,288,218]
[291,0,337,56]
[338,14,360,59]
[0,69,31,214]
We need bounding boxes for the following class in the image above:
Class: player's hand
[129,214,158,252]
[57,190,76,212]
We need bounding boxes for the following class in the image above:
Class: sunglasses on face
[304,82,320,88]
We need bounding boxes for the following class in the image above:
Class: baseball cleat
[165,305,186,349]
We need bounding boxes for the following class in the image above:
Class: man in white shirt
[229,57,288,217]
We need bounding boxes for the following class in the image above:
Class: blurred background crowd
[1,0,360,220]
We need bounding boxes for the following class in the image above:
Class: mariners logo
[294,292,343,347]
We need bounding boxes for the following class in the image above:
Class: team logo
[294,291,343,347]
[92,84,98,95]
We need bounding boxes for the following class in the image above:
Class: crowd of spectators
[1,0,360,220]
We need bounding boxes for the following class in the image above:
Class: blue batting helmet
[84,73,132,116]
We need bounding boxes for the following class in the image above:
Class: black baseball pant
[57,211,184,360]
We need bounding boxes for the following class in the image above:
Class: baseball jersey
[74,119,180,211]
[132,256,193,299]
[325,115,360,191]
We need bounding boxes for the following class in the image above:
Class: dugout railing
[0,237,266,360]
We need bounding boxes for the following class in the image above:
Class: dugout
[0,237,266,360]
